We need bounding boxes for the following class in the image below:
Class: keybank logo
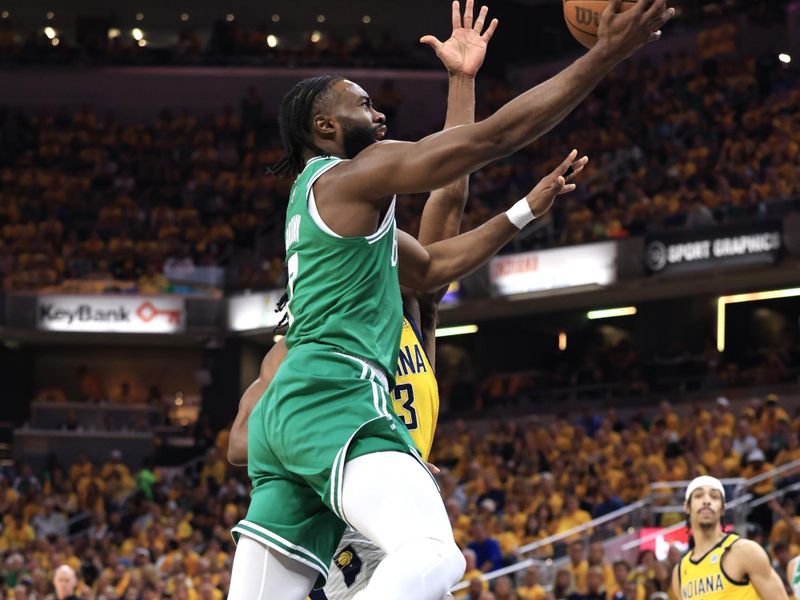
[37,296,185,333]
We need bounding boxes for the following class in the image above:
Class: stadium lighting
[137,39,147,47]
[108,28,121,40]
[51,37,59,46]
[135,12,144,21]
[132,28,143,41]
[46,11,54,20]
[0,10,8,19]
[310,31,322,43]
[317,14,326,23]
[435,324,478,338]
[779,53,792,65]
[558,331,567,351]
[271,14,280,22]
[43,27,56,39]
[362,15,372,24]
[716,287,800,352]
[586,306,637,320]
[266,35,278,48]
[226,13,235,22]
[180,13,189,22]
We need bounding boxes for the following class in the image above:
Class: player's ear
[312,113,336,137]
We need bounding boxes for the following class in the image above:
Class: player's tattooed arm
[227,339,287,465]
[417,0,497,248]
[398,151,587,292]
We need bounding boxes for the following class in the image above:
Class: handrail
[517,499,649,556]
[450,459,800,593]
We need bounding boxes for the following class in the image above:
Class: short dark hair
[270,75,344,178]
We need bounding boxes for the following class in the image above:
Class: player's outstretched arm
[417,0,497,247]
[227,339,287,466]
[329,0,673,202]
[738,540,790,599]
[399,151,587,292]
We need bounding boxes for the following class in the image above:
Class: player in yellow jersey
[671,476,787,600]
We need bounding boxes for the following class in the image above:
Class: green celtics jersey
[283,156,403,385]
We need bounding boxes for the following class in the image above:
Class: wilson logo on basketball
[574,7,600,27]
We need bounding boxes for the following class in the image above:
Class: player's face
[336,81,387,158]
[686,486,724,527]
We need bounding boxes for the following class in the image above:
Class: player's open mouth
[375,126,387,140]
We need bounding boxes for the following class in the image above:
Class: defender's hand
[526,150,588,218]
[596,0,675,62]
[420,0,498,78]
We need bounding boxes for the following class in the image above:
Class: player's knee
[415,537,464,583]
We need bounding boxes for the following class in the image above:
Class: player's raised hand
[596,0,675,62]
[525,150,588,218]
[420,0,499,78]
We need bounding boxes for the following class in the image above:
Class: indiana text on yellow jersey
[678,533,759,599]
[393,315,439,462]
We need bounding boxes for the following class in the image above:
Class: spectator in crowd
[52,564,80,600]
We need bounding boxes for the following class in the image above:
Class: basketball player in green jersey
[228,2,674,599]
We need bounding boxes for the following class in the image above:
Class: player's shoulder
[727,537,769,563]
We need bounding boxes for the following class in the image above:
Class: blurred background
[0,0,799,598]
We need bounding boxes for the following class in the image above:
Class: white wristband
[505,198,536,230]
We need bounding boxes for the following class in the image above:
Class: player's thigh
[233,475,346,589]
[340,450,453,553]
[229,536,317,600]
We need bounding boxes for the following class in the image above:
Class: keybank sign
[645,221,783,274]
[37,296,185,333]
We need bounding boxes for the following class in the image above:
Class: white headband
[685,476,725,503]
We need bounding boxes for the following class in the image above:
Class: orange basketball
[563,0,638,49]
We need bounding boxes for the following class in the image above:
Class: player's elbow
[227,443,246,466]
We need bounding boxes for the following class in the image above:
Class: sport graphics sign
[645,221,783,274]
[37,296,185,333]
[489,241,617,296]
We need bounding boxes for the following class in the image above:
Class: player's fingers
[566,157,589,181]
[554,149,579,175]
[631,0,650,15]
[420,35,443,51]
[643,0,666,23]
[474,5,488,33]
[558,183,577,195]
[482,18,499,42]
[605,0,624,15]
[452,1,461,30]
[426,462,441,475]
[647,30,662,43]
[464,0,475,28]
[653,7,676,29]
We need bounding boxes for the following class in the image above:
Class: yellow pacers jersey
[393,316,439,461]
[678,534,760,600]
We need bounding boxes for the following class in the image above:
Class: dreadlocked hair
[269,75,345,178]
[274,291,289,335]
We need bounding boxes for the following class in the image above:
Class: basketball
[563,0,638,49]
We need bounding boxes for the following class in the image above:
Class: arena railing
[450,458,800,593]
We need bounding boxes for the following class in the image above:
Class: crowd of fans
[472,333,800,412]
[1,24,799,293]
[1,392,799,598]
